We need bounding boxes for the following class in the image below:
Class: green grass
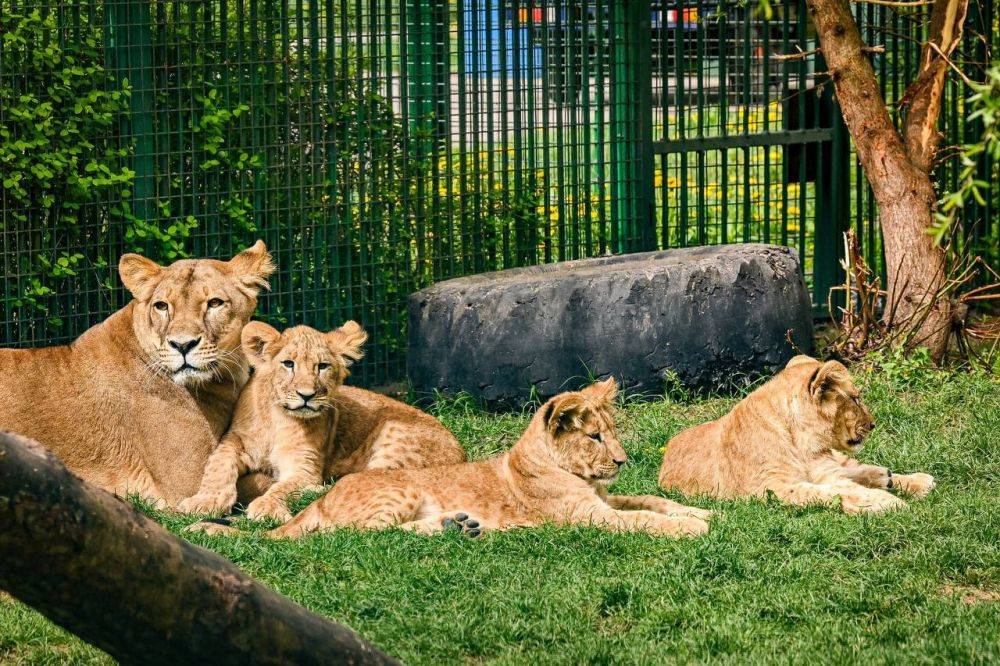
[2,366,998,664]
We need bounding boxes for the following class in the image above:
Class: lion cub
[659,355,935,514]
[197,378,712,538]
[178,321,465,521]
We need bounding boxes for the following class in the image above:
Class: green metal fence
[1,0,998,385]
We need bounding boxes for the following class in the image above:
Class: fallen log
[0,431,397,665]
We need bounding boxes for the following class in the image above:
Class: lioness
[179,321,466,521]
[195,378,711,538]
[0,242,275,506]
[658,355,935,514]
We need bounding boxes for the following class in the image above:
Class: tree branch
[0,431,398,666]
[902,0,970,173]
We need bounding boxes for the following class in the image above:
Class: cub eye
[281,360,294,369]
[589,433,603,442]
[152,301,168,312]
[207,298,225,309]
[316,362,331,372]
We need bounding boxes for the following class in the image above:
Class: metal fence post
[105,0,156,235]
[610,1,655,253]
[813,53,849,315]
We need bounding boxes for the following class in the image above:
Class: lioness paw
[441,512,483,539]
[895,472,935,498]
[177,492,236,517]
[246,496,293,523]
[841,491,906,515]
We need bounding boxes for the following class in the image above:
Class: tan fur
[658,355,936,514]
[195,379,711,538]
[178,322,466,521]
[0,242,275,506]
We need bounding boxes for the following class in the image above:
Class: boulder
[407,244,814,405]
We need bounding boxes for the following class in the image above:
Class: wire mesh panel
[649,0,850,310]
[1,0,998,385]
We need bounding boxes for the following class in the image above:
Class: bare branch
[852,0,935,7]
[902,0,970,173]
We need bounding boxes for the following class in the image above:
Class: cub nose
[614,458,627,467]
[168,337,201,356]
[296,389,317,401]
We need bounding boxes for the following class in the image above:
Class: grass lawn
[1,363,998,664]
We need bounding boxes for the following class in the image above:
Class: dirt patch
[943,584,1000,605]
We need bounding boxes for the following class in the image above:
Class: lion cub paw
[894,472,935,498]
[177,491,236,517]
[652,516,709,537]
[245,496,293,523]
[441,513,483,539]
[841,491,906,515]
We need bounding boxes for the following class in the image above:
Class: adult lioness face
[119,241,276,386]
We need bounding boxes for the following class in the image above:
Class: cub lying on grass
[178,321,465,522]
[194,378,711,538]
[658,355,935,514]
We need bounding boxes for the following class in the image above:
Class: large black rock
[407,244,813,405]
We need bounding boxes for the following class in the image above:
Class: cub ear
[241,321,282,365]
[542,393,589,437]
[326,320,368,366]
[119,253,163,301]
[227,240,276,297]
[786,354,818,369]
[808,360,850,399]
[582,376,618,405]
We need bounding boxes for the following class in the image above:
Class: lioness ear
[326,320,368,366]
[582,376,618,405]
[241,321,282,365]
[786,354,818,369]
[119,253,163,301]
[808,360,850,399]
[227,240,276,297]
[543,393,589,437]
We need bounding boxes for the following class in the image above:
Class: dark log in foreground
[0,431,398,666]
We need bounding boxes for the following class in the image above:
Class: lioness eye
[152,301,168,312]
[317,362,330,372]
[281,360,294,369]
[589,433,602,442]
[207,298,225,309]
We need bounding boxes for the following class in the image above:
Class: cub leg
[568,502,709,537]
[177,436,247,516]
[768,478,906,514]
[267,485,425,539]
[605,494,713,520]
[400,512,484,538]
[836,457,936,498]
[245,455,324,523]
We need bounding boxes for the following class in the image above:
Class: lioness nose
[296,389,317,401]
[614,458,627,467]
[168,337,201,356]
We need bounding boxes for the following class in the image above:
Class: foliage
[0,8,133,324]
[2,367,999,663]
[933,65,1000,247]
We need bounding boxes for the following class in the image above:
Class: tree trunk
[0,431,398,666]
[807,0,966,357]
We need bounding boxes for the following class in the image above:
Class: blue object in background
[462,1,543,78]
